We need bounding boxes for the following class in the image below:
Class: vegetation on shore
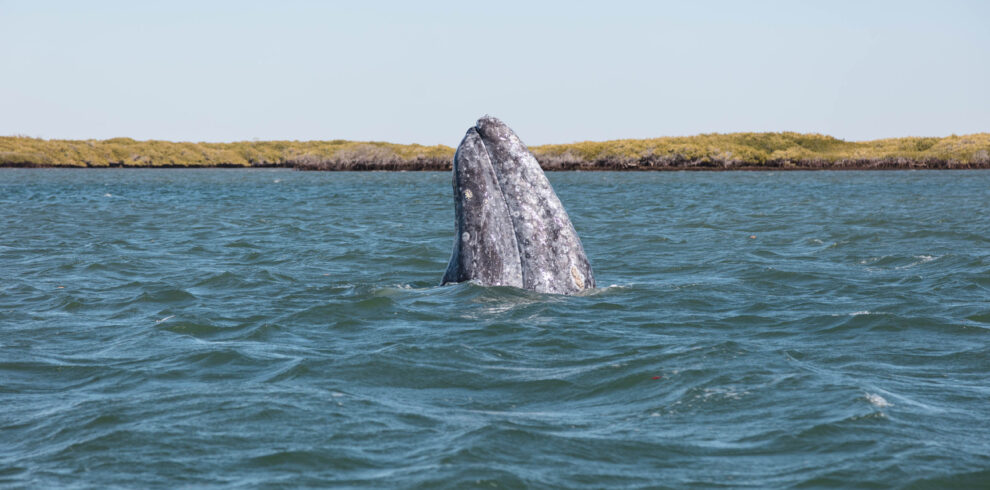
[2,132,988,170]
[0,137,451,170]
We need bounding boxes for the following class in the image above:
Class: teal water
[1,169,989,487]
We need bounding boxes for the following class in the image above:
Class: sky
[1,1,988,145]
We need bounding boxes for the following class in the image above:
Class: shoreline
[3,132,988,171]
[3,162,989,171]
[3,158,988,171]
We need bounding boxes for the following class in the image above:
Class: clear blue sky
[1,1,988,145]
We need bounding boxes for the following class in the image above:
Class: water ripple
[1,169,989,487]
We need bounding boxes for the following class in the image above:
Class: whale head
[442,117,595,294]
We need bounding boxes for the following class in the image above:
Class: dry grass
[2,132,988,170]
[531,132,990,169]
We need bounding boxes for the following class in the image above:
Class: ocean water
[1,169,989,488]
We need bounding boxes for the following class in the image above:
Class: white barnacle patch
[464,189,473,200]
[461,231,470,242]
[570,264,585,289]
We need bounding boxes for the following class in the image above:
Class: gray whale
[441,116,595,294]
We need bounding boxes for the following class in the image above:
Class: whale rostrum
[441,116,595,294]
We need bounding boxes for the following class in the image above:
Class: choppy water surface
[2,169,989,487]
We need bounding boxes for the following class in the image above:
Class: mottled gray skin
[441,128,524,288]
[442,116,595,294]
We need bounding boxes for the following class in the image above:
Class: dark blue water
[2,169,989,487]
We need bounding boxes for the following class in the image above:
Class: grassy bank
[0,137,452,170]
[2,133,989,170]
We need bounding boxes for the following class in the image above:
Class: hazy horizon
[2,1,988,146]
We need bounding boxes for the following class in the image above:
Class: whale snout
[474,116,514,143]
